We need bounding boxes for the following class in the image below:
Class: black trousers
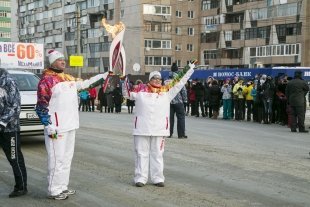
[290,105,306,131]
[0,131,27,190]
[170,103,186,137]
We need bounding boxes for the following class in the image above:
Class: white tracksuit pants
[134,135,165,184]
[45,129,75,196]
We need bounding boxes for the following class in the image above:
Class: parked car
[8,70,44,136]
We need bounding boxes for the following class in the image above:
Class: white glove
[45,125,58,139]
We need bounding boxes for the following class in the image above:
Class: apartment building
[16,0,310,76]
[0,0,11,42]
[122,0,200,73]
[16,0,200,75]
[17,0,116,75]
[201,0,309,68]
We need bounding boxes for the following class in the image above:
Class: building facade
[0,0,11,42]
[16,0,310,76]
[201,0,308,68]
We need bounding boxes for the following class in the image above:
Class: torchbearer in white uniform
[36,50,108,200]
[122,60,196,187]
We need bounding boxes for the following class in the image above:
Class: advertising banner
[70,55,84,67]
[161,68,310,81]
[0,42,44,69]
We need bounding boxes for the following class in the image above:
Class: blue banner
[160,68,310,81]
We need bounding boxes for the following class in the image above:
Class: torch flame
[102,18,125,39]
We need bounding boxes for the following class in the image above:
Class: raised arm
[167,62,195,101]
[76,72,109,90]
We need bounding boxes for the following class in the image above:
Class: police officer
[0,68,28,197]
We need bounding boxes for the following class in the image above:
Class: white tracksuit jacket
[125,65,194,136]
[48,73,108,133]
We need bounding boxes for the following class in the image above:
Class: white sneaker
[48,193,68,200]
[62,189,76,195]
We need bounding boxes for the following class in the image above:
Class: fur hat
[48,50,65,65]
[149,71,161,81]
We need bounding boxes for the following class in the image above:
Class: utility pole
[76,4,81,78]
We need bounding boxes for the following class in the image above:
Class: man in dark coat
[192,80,205,117]
[285,71,309,133]
[98,85,108,113]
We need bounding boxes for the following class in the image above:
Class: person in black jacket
[113,83,123,113]
[261,76,275,124]
[209,80,222,119]
[98,85,108,113]
[0,68,27,198]
[286,71,309,133]
[192,80,205,117]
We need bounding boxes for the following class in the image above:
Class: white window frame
[187,44,193,52]
[176,10,182,18]
[188,27,194,36]
[188,11,194,19]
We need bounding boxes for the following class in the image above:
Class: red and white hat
[48,50,65,65]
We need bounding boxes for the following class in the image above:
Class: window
[188,27,194,36]
[251,43,301,57]
[102,57,109,72]
[188,11,194,19]
[176,60,181,67]
[144,5,171,15]
[176,27,181,35]
[88,58,100,67]
[176,10,182,18]
[0,11,10,18]
[66,46,77,56]
[245,28,257,39]
[87,0,100,8]
[65,32,75,41]
[144,21,172,32]
[145,56,171,66]
[201,0,219,10]
[257,27,270,38]
[226,0,233,6]
[187,44,193,52]
[205,32,219,43]
[144,39,171,49]
[250,48,256,56]
[233,30,240,40]
[175,44,182,51]
[225,31,232,41]
[203,50,217,59]
[89,43,101,53]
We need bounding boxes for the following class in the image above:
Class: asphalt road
[0,110,310,207]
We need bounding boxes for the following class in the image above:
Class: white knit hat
[149,71,161,81]
[48,50,65,65]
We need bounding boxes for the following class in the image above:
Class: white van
[8,70,44,136]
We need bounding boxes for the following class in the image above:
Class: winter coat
[0,69,21,132]
[286,78,309,107]
[88,88,97,99]
[113,87,123,105]
[209,84,221,107]
[123,65,194,136]
[98,87,108,106]
[79,90,89,101]
[221,84,232,100]
[36,68,107,132]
